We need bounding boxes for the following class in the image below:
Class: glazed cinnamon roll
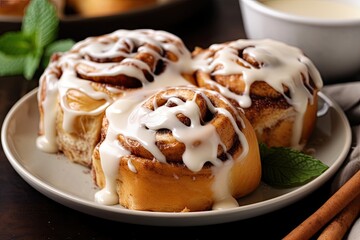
[72,29,194,87]
[37,53,126,167]
[192,39,323,150]
[0,0,65,17]
[67,0,157,17]
[37,29,194,167]
[0,0,29,16]
[92,86,261,212]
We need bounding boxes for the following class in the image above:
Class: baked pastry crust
[37,29,193,166]
[92,86,261,212]
[55,84,125,166]
[192,39,323,149]
[37,30,323,213]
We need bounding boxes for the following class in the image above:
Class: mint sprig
[0,0,75,80]
[22,0,59,48]
[0,32,33,55]
[259,143,329,187]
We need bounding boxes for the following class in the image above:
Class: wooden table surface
[0,0,356,239]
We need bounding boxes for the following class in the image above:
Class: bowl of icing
[239,0,360,83]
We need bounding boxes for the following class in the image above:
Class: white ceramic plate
[1,89,352,226]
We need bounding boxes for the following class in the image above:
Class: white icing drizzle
[36,30,323,210]
[36,29,193,205]
[193,38,323,149]
[127,159,137,173]
[72,29,193,80]
[211,160,240,210]
[98,85,249,207]
[36,29,192,153]
[36,62,61,153]
[96,89,157,204]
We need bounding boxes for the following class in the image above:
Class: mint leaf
[42,39,75,68]
[259,143,329,187]
[0,52,26,76]
[22,0,59,48]
[0,32,33,55]
[0,0,74,80]
[24,48,43,80]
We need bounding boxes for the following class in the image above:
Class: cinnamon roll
[192,39,323,150]
[37,53,126,167]
[0,0,65,17]
[92,86,261,212]
[67,0,157,17]
[0,0,29,16]
[37,29,194,167]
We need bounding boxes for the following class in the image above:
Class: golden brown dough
[37,30,324,213]
[192,39,322,149]
[92,86,262,212]
[37,29,194,167]
[55,84,126,167]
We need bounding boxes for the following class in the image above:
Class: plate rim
[1,88,352,226]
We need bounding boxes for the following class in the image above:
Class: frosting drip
[193,38,323,149]
[97,86,249,207]
[37,29,192,153]
[36,30,323,210]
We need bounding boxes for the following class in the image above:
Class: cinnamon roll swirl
[192,39,323,150]
[92,86,261,212]
[37,29,194,167]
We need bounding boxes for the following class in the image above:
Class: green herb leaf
[0,32,33,55]
[24,48,43,80]
[0,52,26,76]
[259,143,329,187]
[0,0,71,80]
[22,0,59,48]
[42,39,75,68]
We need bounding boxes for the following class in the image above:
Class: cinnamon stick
[317,194,360,240]
[283,170,360,240]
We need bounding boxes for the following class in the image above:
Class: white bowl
[239,0,360,83]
